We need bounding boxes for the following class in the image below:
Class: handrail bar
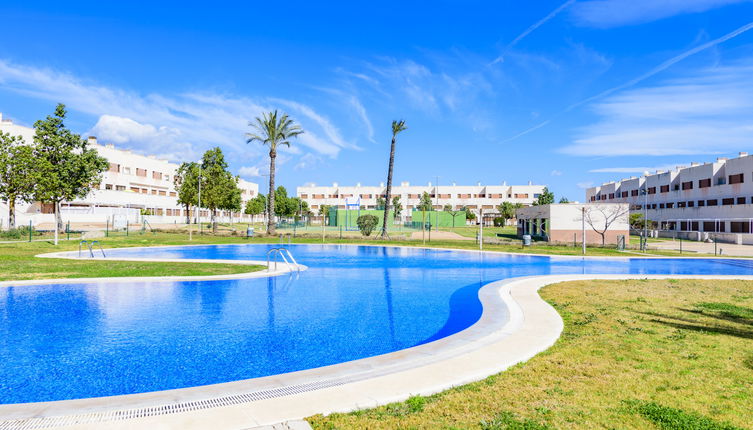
[79,240,88,258]
[88,240,106,258]
[266,248,296,272]
[279,248,300,270]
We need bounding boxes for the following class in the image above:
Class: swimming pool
[1,244,751,404]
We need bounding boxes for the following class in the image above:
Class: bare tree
[582,205,629,246]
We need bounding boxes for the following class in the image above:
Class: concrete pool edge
[2,273,751,429]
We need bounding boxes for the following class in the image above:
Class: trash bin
[246,227,254,238]
[522,235,532,246]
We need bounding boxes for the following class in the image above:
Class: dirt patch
[409,231,473,241]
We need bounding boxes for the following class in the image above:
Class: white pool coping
[0,245,750,429]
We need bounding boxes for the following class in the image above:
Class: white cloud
[571,0,750,27]
[348,95,375,143]
[550,170,563,176]
[0,59,353,171]
[563,63,753,156]
[577,181,594,189]
[238,166,261,179]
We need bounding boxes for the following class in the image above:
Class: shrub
[356,214,379,236]
[0,226,33,240]
[493,217,505,227]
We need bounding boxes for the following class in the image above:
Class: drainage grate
[0,378,348,430]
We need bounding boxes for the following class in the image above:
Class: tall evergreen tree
[0,132,37,229]
[381,120,407,237]
[200,147,241,233]
[174,161,200,224]
[32,104,108,232]
[246,111,303,235]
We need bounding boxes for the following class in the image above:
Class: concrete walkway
[650,239,753,257]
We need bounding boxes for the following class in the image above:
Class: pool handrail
[266,247,297,272]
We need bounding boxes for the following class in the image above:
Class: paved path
[650,240,753,257]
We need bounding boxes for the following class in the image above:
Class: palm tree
[381,120,407,238]
[246,110,303,235]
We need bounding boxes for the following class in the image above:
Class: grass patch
[307,279,753,429]
[624,400,743,430]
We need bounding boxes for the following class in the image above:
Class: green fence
[328,209,395,230]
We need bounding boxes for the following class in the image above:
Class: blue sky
[1,1,753,201]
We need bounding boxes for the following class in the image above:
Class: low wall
[657,230,753,245]
[547,229,629,246]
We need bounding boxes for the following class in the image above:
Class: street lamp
[197,161,203,235]
[641,179,648,251]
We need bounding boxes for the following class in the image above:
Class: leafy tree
[32,104,108,232]
[461,206,477,221]
[497,201,523,226]
[417,191,433,212]
[533,187,555,206]
[376,196,386,210]
[0,132,36,229]
[246,110,303,235]
[381,119,407,238]
[392,196,402,218]
[174,161,200,224]
[244,194,267,222]
[444,204,464,227]
[558,197,570,203]
[273,186,296,217]
[319,204,330,218]
[357,214,379,236]
[199,147,241,233]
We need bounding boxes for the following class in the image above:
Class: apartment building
[586,152,753,243]
[0,113,258,225]
[297,181,545,220]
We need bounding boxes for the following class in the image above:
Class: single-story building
[516,203,630,246]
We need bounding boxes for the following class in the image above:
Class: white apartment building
[0,112,258,226]
[586,152,753,243]
[297,181,545,220]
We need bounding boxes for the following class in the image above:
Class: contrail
[502,20,753,141]
[491,0,576,64]
[566,20,753,111]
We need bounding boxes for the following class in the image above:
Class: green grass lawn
[308,279,753,429]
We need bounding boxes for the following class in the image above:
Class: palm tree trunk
[381,136,397,238]
[268,151,276,235]
[8,197,16,230]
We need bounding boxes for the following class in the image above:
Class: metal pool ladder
[266,247,299,272]
[79,240,106,258]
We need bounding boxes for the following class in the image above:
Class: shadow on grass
[636,307,753,340]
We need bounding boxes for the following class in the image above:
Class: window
[666,202,674,208]
[707,199,718,206]
[141,188,148,194]
[116,185,126,191]
[648,187,656,194]
[673,184,680,191]
[130,186,140,193]
[660,185,669,193]
[722,198,734,205]
[621,191,628,198]
[631,190,639,197]
[729,173,744,184]
[608,193,615,199]
[697,200,705,207]
[169,191,176,197]
[105,184,113,190]
[678,202,686,208]
[136,168,147,177]
[152,171,162,180]
[109,163,120,173]
[731,222,751,233]
[687,201,694,207]
[123,167,131,175]
[699,178,711,188]
[717,177,726,185]
[151,189,157,195]
[681,181,693,190]
[300,194,308,199]
[737,197,746,205]
[659,203,665,209]
[514,193,529,198]
[164,175,170,181]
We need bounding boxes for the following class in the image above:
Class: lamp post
[642,180,648,252]
[197,161,202,235]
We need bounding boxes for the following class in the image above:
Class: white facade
[0,113,259,226]
[297,181,545,219]
[586,152,753,243]
[516,203,630,245]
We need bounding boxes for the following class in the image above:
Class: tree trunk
[267,150,276,235]
[8,197,16,230]
[212,209,218,233]
[381,136,397,238]
[185,204,190,224]
[54,201,64,233]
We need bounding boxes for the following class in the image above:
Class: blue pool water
[1,244,751,404]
